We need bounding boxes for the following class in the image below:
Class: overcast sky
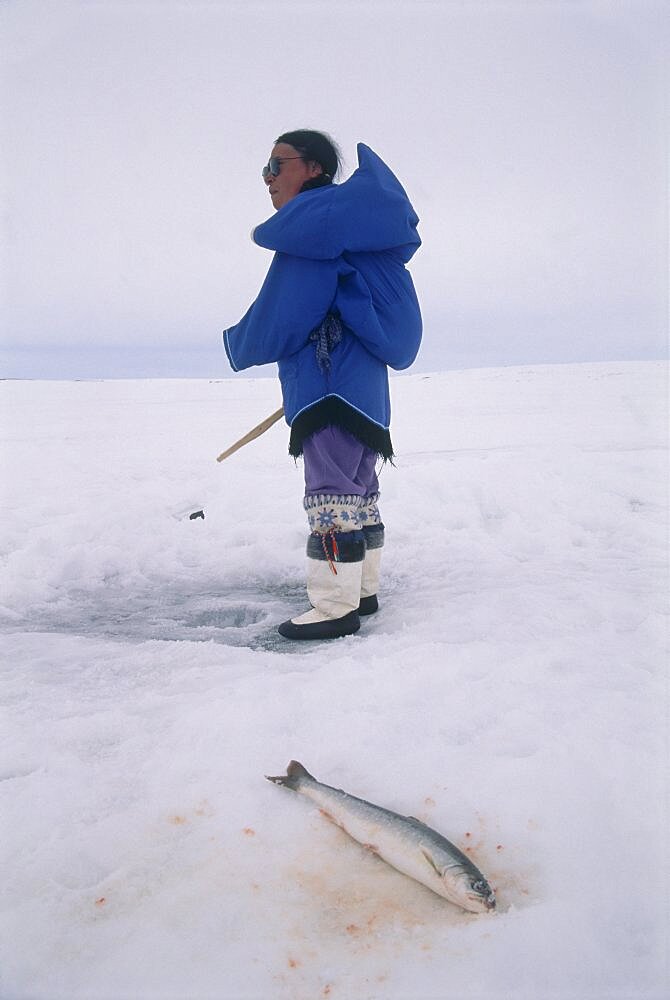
[1,0,667,378]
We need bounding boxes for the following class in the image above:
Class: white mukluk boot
[278,530,365,640]
[359,523,384,615]
[358,492,384,615]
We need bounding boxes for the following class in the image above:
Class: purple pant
[303,426,379,497]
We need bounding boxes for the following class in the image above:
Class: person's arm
[223,253,339,371]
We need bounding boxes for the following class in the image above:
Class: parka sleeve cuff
[222,329,240,372]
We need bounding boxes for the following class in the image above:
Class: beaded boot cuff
[360,492,382,526]
[303,493,367,532]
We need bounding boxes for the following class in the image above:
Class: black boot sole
[358,595,378,616]
[278,610,360,641]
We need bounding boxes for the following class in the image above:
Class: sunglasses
[262,155,303,179]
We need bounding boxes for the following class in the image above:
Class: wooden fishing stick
[216,406,285,463]
[176,406,285,521]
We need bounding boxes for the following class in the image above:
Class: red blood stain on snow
[94,897,106,907]
[243,827,255,836]
[346,914,380,938]
[168,802,213,824]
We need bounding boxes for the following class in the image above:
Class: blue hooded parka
[223,144,422,456]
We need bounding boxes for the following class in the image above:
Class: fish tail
[265,760,315,789]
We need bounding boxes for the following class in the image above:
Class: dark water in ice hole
[0,580,384,651]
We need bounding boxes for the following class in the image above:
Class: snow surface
[0,361,668,1000]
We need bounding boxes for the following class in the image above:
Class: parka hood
[252,144,421,263]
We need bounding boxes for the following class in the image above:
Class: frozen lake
[1,361,668,999]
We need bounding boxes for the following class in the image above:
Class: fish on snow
[266,760,496,914]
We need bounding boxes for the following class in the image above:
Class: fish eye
[471,879,488,894]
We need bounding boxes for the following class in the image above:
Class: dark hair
[275,129,342,191]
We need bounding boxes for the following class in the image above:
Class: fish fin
[421,848,443,877]
[265,760,315,790]
[287,760,315,781]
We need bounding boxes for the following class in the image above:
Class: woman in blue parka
[223,130,422,640]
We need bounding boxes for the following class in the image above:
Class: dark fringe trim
[307,530,366,563]
[289,397,394,460]
[362,523,385,549]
